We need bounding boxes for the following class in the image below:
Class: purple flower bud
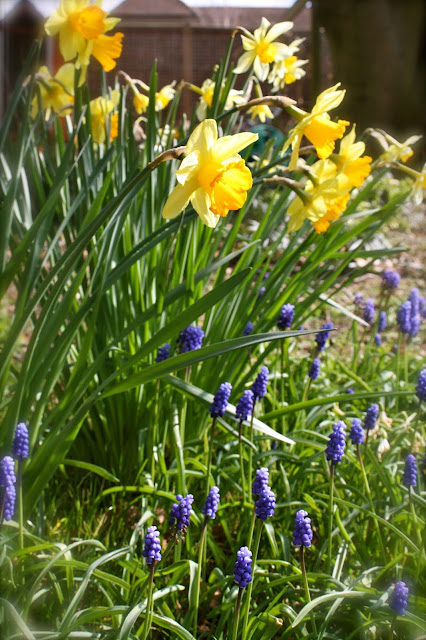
[257,286,266,299]
[142,525,162,564]
[419,296,426,319]
[210,382,232,418]
[397,301,412,334]
[374,333,382,347]
[346,386,355,394]
[389,581,409,616]
[409,315,421,337]
[408,288,420,318]
[308,358,321,380]
[277,304,295,330]
[354,293,364,306]
[169,494,194,532]
[2,483,16,522]
[243,321,254,336]
[349,418,364,445]
[155,343,171,363]
[252,366,268,400]
[416,369,426,402]
[252,467,269,496]
[235,390,254,422]
[363,298,375,324]
[325,421,346,465]
[12,423,29,461]
[378,311,387,332]
[363,403,379,432]
[233,546,252,588]
[315,322,334,351]
[382,270,400,290]
[255,487,276,521]
[177,325,204,353]
[202,486,220,519]
[403,454,417,487]
[292,509,313,548]
[0,456,16,487]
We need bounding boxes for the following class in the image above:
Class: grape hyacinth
[363,403,379,432]
[169,494,194,532]
[177,325,204,353]
[374,333,382,347]
[142,525,162,564]
[292,510,313,548]
[389,581,409,616]
[354,293,364,306]
[415,369,426,402]
[233,546,252,588]
[202,486,220,519]
[277,303,295,330]
[252,467,269,496]
[397,301,412,334]
[408,288,420,317]
[363,298,375,324]
[0,456,16,522]
[0,456,16,487]
[403,454,417,487]
[325,421,346,465]
[243,321,253,336]
[419,296,426,319]
[315,322,334,351]
[252,366,268,400]
[308,358,321,380]
[382,269,400,290]
[255,487,276,521]
[210,382,232,418]
[349,418,365,445]
[12,422,29,461]
[346,386,355,394]
[409,314,421,338]
[378,310,387,332]
[235,390,254,422]
[257,286,266,298]
[155,343,171,363]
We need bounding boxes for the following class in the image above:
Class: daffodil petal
[186,119,217,157]
[162,178,197,220]
[253,56,269,82]
[265,21,293,42]
[176,151,200,185]
[233,50,256,74]
[191,188,220,228]
[212,132,258,163]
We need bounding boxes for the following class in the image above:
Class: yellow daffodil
[283,84,349,170]
[286,159,351,232]
[44,0,123,71]
[31,63,75,119]
[247,104,274,123]
[133,91,149,114]
[195,79,244,121]
[155,83,176,111]
[234,17,293,82]
[332,126,372,187]
[162,119,258,228]
[89,90,119,144]
[268,55,308,91]
[409,164,426,206]
[369,130,422,164]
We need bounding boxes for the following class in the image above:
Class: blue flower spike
[233,546,252,588]
[389,581,409,617]
[202,486,220,519]
[142,525,162,565]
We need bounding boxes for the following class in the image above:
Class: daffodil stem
[193,518,208,636]
[300,546,317,636]
[327,464,334,576]
[231,588,243,640]
[140,562,155,640]
[241,519,263,639]
[357,445,386,563]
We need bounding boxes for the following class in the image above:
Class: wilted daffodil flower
[89,90,119,144]
[283,84,349,170]
[234,17,293,82]
[162,119,258,228]
[44,0,124,72]
[31,63,75,119]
